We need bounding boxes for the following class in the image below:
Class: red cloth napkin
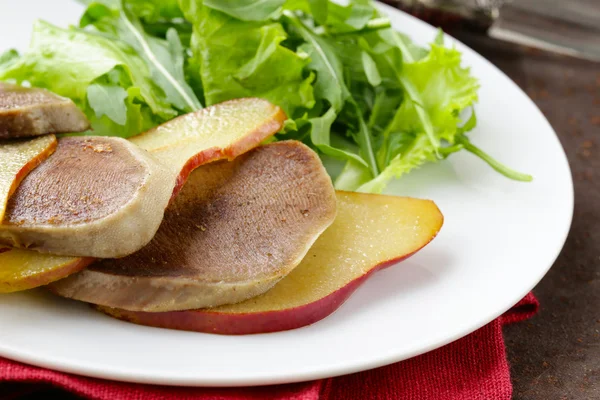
[0,293,538,400]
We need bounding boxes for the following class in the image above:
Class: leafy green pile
[0,0,531,193]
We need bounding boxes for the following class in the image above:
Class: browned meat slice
[50,141,337,312]
[0,136,174,258]
[0,83,89,138]
[0,98,287,287]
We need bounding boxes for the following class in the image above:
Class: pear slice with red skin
[0,98,286,290]
[0,134,57,222]
[131,98,287,199]
[50,141,337,311]
[97,191,443,334]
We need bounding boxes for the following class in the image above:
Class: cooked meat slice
[0,136,174,258]
[50,141,337,312]
[0,135,57,221]
[0,99,286,289]
[0,83,89,139]
[97,192,444,335]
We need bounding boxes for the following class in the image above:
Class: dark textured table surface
[458,36,600,400]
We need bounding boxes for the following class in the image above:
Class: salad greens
[0,0,531,192]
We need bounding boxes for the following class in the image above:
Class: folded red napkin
[0,293,538,400]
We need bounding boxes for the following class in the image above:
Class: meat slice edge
[0,83,90,139]
[0,136,175,258]
[50,141,337,311]
[0,98,287,289]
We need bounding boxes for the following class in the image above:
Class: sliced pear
[0,134,57,221]
[98,191,443,334]
[50,142,337,311]
[0,249,92,293]
[131,98,287,197]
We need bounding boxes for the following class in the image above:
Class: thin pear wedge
[98,191,443,334]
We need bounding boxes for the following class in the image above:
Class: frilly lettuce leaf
[0,0,529,192]
[81,1,201,112]
[0,20,176,137]
[180,0,314,119]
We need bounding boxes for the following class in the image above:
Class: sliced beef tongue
[50,141,337,312]
[0,136,175,258]
[0,98,288,291]
[0,83,89,139]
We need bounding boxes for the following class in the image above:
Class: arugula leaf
[292,20,347,111]
[203,0,286,22]
[0,0,529,192]
[457,135,533,181]
[309,107,367,166]
[87,83,128,124]
[181,0,314,118]
[81,1,202,112]
[0,20,176,136]
[285,10,377,174]
[361,51,381,87]
[453,111,532,181]
[120,3,201,111]
[336,30,481,192]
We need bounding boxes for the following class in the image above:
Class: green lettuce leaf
[79,0,184,22]
[0,49,19,69]
[180,0,314,119]
[87,82,129,124]
[203,0,286,22]
[335,31,480,192]
[0,0,529,193]
[0,20,177,137]
[81,1,202,112]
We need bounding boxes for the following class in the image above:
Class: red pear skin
[98,192,444,334]
[130,98,287,199]
[98,254,420,335]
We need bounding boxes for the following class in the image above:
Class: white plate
[0,0,573,387]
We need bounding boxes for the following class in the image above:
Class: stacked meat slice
[0,86,336,309]
[0,84,443,334]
